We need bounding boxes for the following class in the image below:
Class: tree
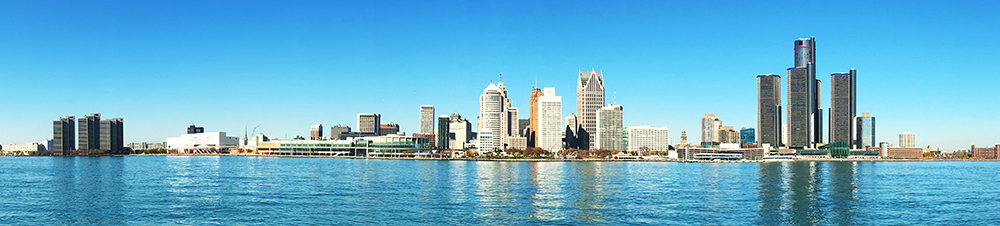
[639,146,651,156]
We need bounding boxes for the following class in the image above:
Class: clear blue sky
[1,0,998,151]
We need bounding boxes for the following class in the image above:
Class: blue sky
[1,0,998,151]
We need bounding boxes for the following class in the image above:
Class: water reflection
[528,162,565,221]
[756,161,858,225]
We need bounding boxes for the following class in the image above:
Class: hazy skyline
[1,1,998,151]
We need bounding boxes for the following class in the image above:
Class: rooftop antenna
[614,89,617,105]
[534,76,537,88]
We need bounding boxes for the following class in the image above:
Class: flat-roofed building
[357,113,381,135]
[310,124,323,140]
[53,116,75,156]
[626,126,669,153]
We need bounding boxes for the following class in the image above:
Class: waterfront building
[596,104,623,151]
[625,126,669,153]
[477,129,495,154]
[379,122,399,136]
[899,132,915,148]
[1,143,46,156]
[166,131,240,151]
[448,113,472,150]
[757,74,782,148]
[788,37,822,149]
[887,147,922,159]
[100,118,124,153]
[52,116,75,156]
[310,124,323,140]
[718,126,739,144]
[855,113,876,149]
[78,113,101,153]
[330,124,351,140]
[437,115,449,149]
[829,69,857,146]
[412,133,435,149]
[576,69,605,150]
[972,144,1000,159]
[477,78,524,152]
[529,87,542,147]
[740,127,755,146]
[420,105,434,134]
[479,83,503,153]
[187,124,204,134]
[42,139,53,151]
[701,114,717,147]
[537,87,563,152]
[357,113,381,135]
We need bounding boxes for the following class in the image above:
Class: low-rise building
[972,144,1000,159]
[888,147,923,159]
[166,131,240,152]
[2,143,45,156]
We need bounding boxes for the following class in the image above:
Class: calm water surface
[1,156,998,225]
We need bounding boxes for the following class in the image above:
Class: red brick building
[972,144,1000,159]
[888,147,923,159]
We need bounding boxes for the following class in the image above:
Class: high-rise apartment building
[99,118,123,153]
[537,87,562,152]
[626,126,669,153]
[830,69,857,146]
[596,104,623,151]
[330,124,351,140]
[529,87,543,147]
[437,115,449,150]
[701,114,717,147]
[855,113,876,149]
[757,74,782,148]
[420,105,434,134]
[899,132,915,148]
[576,69,605,150]
[788,37,822,148]
[357,113,381,135]
[310,124,323,140]
[53,116,75,156]
[78,113,101,152]
[379,122,399,136]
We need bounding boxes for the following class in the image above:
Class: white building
[626,126,670,153]
[477,129,495,154]
[596,104,624,151]
[166,131,240,150]
[537,87,563,152]
[479,83,503,153]
[899,132,915,148]
[449,116,472,150]
[2,143,45,155]
[565,113,577,133]
[420,105,435,134]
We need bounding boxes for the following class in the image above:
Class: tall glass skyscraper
[855,113,876,149]
[757,74,781,148]
[788,37,821,148]
[830,69,857,146]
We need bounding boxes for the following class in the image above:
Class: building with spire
[576,69,605,150]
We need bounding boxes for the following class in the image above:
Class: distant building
[357,113,381,135]
[577,69,605,149]
[596,104,623,151]
[330,124,351,140]
[187,124,205,134]
[887,147,922,159]
[757,74,782,148]
[855,113,876,149]
[100,118,124,153]
[740,127,756,145]
[310,124,323,140]
[53,116,75,156]
[829,69,857,146]
[166,131,240,151]
[719,126,739,144]
[2,143,45,155]
[379,122,399,136]
[448,113,472,150]
[78,113,101,152]
[972,145,1000,159]
[420,105,435,134]
[701,114,717,147]
[529,87,543,147]
[412,133,435,149]
[899,132,915,148]
[787,66,815,149]
[477,129,495,154]
[626,126,669,153]
[537,87,563,152]
[437,115,449,149]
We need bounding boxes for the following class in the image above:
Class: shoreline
[7,153,998,163]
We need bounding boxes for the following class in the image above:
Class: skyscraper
[100,118,123,153]
[420,105,434,134]
[537,87,562,152]
[449,113,472,150]
[855,112,876,149]
[899,132,915,148]
[310,124,323,140]
[626,126,669,153]
[78,113,100,152]
[529,87,543,147]
[757,74,782,148]
[789,37,821,148]
[478,83,504,154]
[53,116,75,156]
[576,69,605,150]
[701,114,717,147]
[357,113,381,135]
[596,104,623,151]
[829,69,857,146]
[330,124,351,140]
[437,115,449,150]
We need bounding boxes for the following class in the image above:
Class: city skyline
[1,1,999,151]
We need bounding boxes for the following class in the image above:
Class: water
[1,156,998,225]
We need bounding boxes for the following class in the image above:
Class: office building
[310,124,323,140]
[166,131,240,150]
[788,37,822,148]
[596,104,623,151]
[829,69,857,146]
[187,125,204,134]
[1,143,46,156]
[855,113,876,149]
[537,87,562,152]
[357,113,381,135]
[757,74,782,148]
[529,87,543,147]
[565,114,577,134]
[626,126,669,153]
[899,132,915,148]
[78,113,101,153]
[740,127,756,146]
[719,126,739,144]
[420,105,434,134]
[701,114,717,147]
[53,116,75,156]
[330,124,351,140]
[379,122,399,136]
[436,115,449,149]
[478,83,504,153]
[100,118,124,153]
[449,113,472,150]
[576,69,605,150]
